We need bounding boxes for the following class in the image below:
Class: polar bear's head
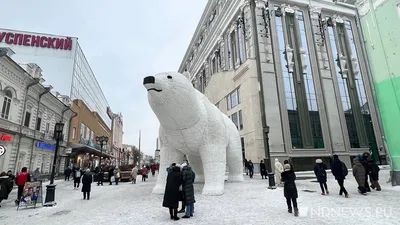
[143,71,198,129]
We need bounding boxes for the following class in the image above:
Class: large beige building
[178,0,386,171]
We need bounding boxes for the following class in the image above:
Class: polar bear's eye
[167,75,172,79]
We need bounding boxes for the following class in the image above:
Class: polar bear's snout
[143,76,163,92]
[143,76,155,85]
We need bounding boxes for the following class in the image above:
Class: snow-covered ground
[1,170,399,225]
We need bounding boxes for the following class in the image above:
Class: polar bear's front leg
[152,147,184,194]
[200,145,226,196]
[188,155,204,183]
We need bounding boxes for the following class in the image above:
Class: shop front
[69,141,115,169]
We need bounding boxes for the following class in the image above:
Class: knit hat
[316,159,323,164]
[284,164,291,171]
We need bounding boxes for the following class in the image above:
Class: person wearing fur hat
[281,164,299,217]
[81,169,93,200]
[314,159,329,195]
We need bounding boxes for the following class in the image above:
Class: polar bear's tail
[226,126,245,182]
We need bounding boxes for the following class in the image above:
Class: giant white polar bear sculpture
[143,71,244,196]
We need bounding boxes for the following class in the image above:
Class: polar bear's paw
[152,184,165,195]
[202,184,224,196]
[227,174,245,183]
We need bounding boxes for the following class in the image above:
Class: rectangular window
[230,91,237,108]
[24,111,31,127]
[238,110,243,130]
[231,112,238,129]
[241,137,245,160]
[36,117,42,131]
[80,123,85,140]
[226,96,231,110]
[91,130,95,142]
[238,25,245,63]
[86,127,91,140]
[237,87,241,104]
[72,127,76,139]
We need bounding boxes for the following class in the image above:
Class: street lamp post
[95,136,109,167]
[44,122,64,207]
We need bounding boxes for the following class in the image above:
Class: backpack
[341,162,348,177]
[75,170,81,178]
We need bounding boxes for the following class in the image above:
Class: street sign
[0,145,6,156]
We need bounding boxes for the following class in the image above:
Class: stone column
[204,61,210,86]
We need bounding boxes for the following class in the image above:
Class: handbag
[111,176,115,182]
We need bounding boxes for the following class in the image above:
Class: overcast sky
[0,0,207,156]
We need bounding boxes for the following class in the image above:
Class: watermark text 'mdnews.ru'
[300,207,394,218]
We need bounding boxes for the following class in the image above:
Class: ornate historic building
[0,48,74,173]
[178,0,385,170]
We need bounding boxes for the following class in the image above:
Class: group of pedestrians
[163,160,195,221]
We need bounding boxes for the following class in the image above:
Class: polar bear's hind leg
[226,133,245,183]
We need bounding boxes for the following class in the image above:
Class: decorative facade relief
[144,72,244,196]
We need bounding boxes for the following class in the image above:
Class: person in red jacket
[142,166,148,182]
[15,167,31,205]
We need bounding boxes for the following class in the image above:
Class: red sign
[0,32,72,51]
[0,134,12,141]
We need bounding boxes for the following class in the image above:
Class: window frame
[1,90,12,119]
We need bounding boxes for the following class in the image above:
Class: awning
[70,143,114,158]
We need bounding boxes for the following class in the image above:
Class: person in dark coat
[162,166,182,221]
[367,156,381,191]
[0,172,13,207]
[281,164,298,217]
[331,155,349,197]
[81,169,93,200]
[108,166,114,185]
[360,153,372,192]
[353,157,366,195]
[64,166,72,181]
[260,160,267,179]
[181,165,195,219]
[97,167,104,186]
[244,159,249,175]
[314,159,329,195]
[247,160,254,179]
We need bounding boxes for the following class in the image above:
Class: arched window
[1,90,12,119]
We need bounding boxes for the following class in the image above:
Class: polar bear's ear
[182,71,191,81]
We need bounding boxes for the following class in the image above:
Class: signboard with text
[37,142,56,151]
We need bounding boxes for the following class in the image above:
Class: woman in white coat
[275,158,284,185]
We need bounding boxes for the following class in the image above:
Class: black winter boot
[294,208,299,217]
[288,208,292,213]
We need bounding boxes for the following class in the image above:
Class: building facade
[68,99,113,168]
[178,0,385,170]
[0,50,74,173]
[356,0,400,182]
[0,28,112,128]
[109,111,124,165]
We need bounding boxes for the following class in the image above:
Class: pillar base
[44,184,57,207]
[267,172,276,189]
[391,170,400,186]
